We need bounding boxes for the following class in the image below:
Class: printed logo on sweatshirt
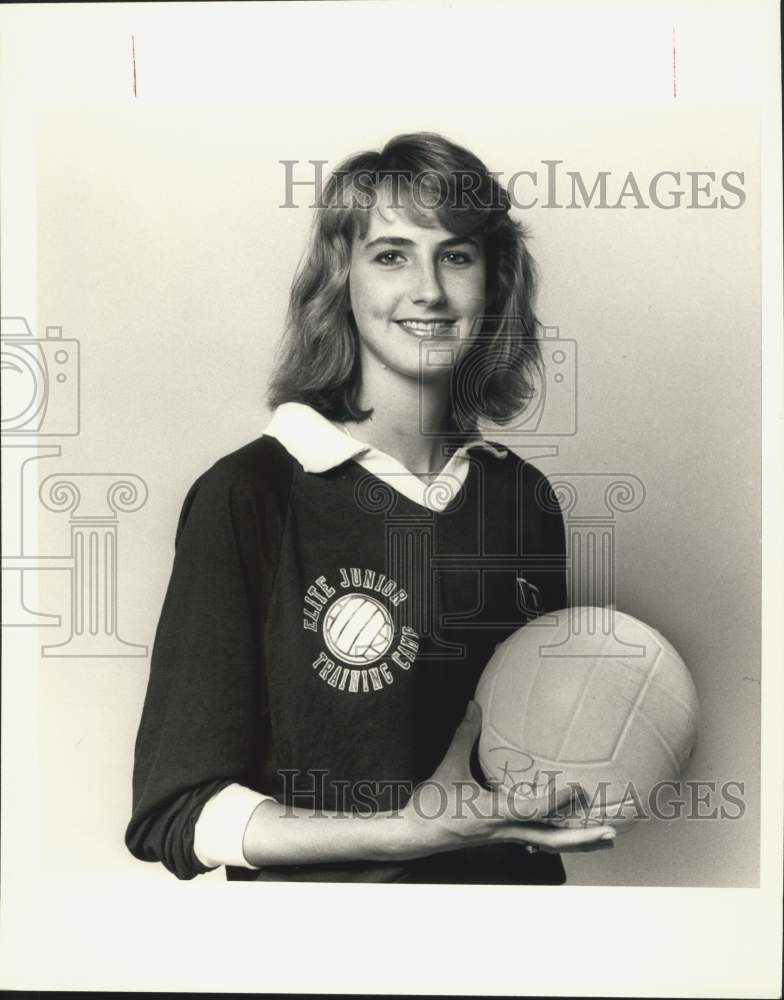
[516,576,542,615]
[302,567,419,694]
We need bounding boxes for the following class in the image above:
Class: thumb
[435,700,483,778]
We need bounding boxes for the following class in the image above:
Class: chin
[364,336,467,384]
[376,357,448,385]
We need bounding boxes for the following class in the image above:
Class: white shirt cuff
[193,783,272,869]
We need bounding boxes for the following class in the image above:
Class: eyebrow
[364,235,481,251]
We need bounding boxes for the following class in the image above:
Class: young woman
[125,132,616,883]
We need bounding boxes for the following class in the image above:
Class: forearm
[241,797,429,867]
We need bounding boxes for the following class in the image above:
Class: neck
[343,365,466,478]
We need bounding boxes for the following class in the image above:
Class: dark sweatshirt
[125,428,568,883]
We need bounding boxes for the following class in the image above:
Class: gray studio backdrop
[31,104,759,886]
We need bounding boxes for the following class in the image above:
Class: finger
[540,813,607,830]
[554,839,617,854]
[433,700,482,778]
[519,823,616,852]
[529,840,616,855]
[495,780,573,823]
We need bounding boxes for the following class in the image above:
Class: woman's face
[348,194,486,386]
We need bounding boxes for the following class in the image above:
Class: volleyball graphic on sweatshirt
[323,593,395,665]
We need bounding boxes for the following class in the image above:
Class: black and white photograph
[1,2,782,996]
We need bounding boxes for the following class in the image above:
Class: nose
[409,259,446,308]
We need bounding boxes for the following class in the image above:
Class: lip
[395,319,459,338]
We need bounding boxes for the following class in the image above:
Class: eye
[374,251,406,266]
[442,251,472,266]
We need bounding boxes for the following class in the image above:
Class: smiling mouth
[395,319,459,338]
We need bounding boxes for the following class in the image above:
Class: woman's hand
[397,700,616,860]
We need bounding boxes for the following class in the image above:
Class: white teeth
[398,320,457,336]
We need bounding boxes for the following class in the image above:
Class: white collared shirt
[263,401,508,510]
[193,402,508,870]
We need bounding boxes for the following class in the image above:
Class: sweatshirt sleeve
[193,782,271,869]
[125,463,272,880]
